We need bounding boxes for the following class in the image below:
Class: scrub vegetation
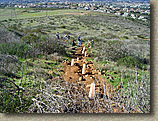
[0,8,150,113]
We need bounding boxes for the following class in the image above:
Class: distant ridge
[0,0,150,3]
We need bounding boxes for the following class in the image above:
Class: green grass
[0,9,150,113]
[0,42,35,59]
[96,60,149,90]
[0,8,88,21]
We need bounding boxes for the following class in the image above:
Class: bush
[36,36,70,57]
[137,34,146,39]
[21,34,39,44]
[0,77,32,113]
[0,42,37,59]
[8,24,18,30]
[60,25,66,29]
[32,28,41,33]
[117,56,146,69]
[123,36,129,39]
[83,36,104,42]
[103,33,119,39]
[0,25,20,43]
[49,22,55,25]
[30,19,33,23]
[62,31,71,34]
[93,40,128,61]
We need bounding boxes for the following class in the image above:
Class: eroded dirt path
[62,44,109,96]
[62,44,139,113]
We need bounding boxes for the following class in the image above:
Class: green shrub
[99,32,119,39]
[0,87,32,113]
[92,40,128,61]
[60,25,66,29]
[0,42,36,59]
[32,28,41,33]
[62,31,71,34]
[21,34,39,44]
[49,22,55,25]
[30,19,33,23]
[117,56,146,69]
[8,24,18,30]
[123,36,129,39]
[137,35,146,39]
[83,36,104,42]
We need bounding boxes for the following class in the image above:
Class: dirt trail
[62,44,139,113]
[63,45,108,95]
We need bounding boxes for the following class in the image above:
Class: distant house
[110,6,113,8]
[145,10,150,14]
[130,8,134,11]
[138,15,145,20]
[142,19,147,21]
[18,5,22,8]
[106,10,110,14]
[141,12,148,15]
[138,15,149,21]
[131,14,136,19]
[84,6,90,10]
[115,12,121,16]
[123,8,128,12]
[122,12,129,17]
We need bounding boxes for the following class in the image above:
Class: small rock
[85,75,88,77]
[79,77,82,81]
[98,72,101,75]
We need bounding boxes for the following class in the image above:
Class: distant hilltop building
[122,12,129,17]
[115,12,121,16]
[131,14,136,19]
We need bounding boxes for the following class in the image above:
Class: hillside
[0,8,150,113]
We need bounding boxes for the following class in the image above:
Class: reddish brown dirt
[62,45,109,96]
[62,44,139,113]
